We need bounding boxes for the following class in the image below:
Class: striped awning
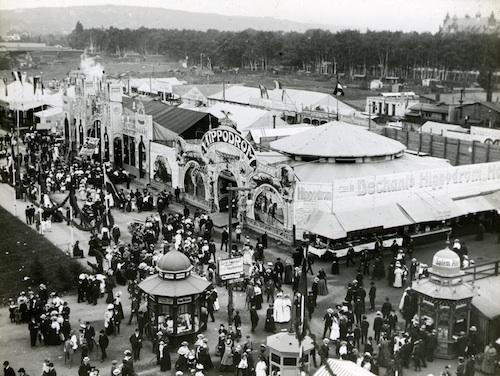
[314,359,376,376]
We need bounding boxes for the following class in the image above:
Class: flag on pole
[298,258,308,296]
[333,81,345,96]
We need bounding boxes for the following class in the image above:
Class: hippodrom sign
[201,128,257,168]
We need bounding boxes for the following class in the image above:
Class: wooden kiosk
[138,249,211,346]
[266,331,315,376]
[411,243,476,359]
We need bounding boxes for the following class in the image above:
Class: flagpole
[70,204,74,248]
[336,74,339,121]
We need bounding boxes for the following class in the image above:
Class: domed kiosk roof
[431,246,461,276]
[138,249,211,297]
[270,121,406,159]
[157,249,193,274]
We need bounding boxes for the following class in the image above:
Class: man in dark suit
[98,330,109,362]
[84,322,95,352]
[3,361,16,376]
[78,357,91,376]
[129,328,143,361]
[250,306,259,333]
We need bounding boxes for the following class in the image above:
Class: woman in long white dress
[242,246,253,265]
[393,266,404,288]
[273,294,285,323]
[282,295,292,323]
[255,356,268,376]
[329,315,340,341]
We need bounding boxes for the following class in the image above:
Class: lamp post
[226,184,251,325]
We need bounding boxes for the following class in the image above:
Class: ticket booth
[266,331,315,376]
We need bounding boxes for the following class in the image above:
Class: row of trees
[66,22,499,80]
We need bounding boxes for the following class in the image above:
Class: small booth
[266,331,315,376]
[138,249,212,346]
[411,244,476,359]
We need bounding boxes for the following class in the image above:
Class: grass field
[0,205,85,306]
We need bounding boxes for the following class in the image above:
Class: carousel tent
[314,358,375,376]
[270,121,406,158]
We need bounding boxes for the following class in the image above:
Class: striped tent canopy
[314,359,376,376]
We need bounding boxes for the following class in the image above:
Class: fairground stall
[411,244,476,358]
[138,249,211,346]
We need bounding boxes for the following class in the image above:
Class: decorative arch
[248,183,285,229]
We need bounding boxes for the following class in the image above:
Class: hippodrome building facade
[149,119,500,246]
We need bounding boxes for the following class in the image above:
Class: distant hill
[0,5,347,36]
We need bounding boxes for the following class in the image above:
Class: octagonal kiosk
[138,249,212,346]
[266,331,315,376]
[411,243,476,359]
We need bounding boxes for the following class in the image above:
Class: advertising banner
[79,137,99,156]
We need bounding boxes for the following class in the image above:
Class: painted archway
[248,183,285,229]
[217,169,237,212]
[181,160,209,203]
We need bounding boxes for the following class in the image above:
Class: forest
[57,22,500,80]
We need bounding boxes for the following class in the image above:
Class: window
[283,357,297,366]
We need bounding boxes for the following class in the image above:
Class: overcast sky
[0,0,499,32]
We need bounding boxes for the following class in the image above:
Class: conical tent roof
[270,121,406,158]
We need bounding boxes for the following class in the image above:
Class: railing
[461,259,500,282]
[246,218,294,245]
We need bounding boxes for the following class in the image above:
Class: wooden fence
[382,127,500,165]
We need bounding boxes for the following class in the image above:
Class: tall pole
[227,185,234,325]
[226,185,251,326]
[336,74,339,121]
[70,205,74,248]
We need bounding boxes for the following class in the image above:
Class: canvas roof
[303,209,347,240]
[207,85,356,114]
[122,97,212,140]
[453,196,496,215]
[270,121,406,158]
[337,204,414,233]
[194,102,271,133]
[289,153,450,184]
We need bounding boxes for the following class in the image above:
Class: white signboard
[79,137,99,156]
[219,257,243,276]
[221,272,242,281]
[294,162,500,240]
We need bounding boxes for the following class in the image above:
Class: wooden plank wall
[382,128,500,165]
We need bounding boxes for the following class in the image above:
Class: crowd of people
[2,130,499,376]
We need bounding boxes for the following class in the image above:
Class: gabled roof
[122,97,211,139]
[459,101,500,113]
